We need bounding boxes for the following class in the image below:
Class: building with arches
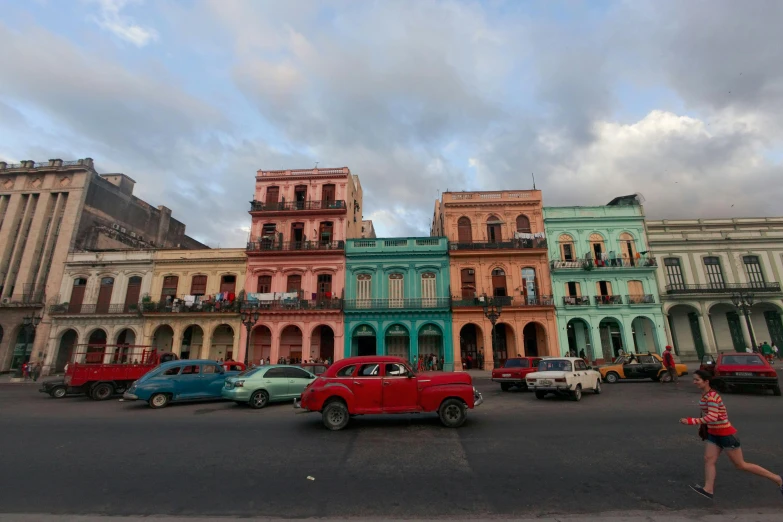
[432,190,558,370]
[343,237,454,369]
[647,217,783,361]
[544,196,666,364]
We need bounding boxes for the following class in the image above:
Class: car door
[176,364,203,400]
[573,359,589,388]
[623,357,642,379]
[260,367,288,401]
[201,363,227,398]
[284,367,315,399]
[381,362,419,413]
[351,363,383,413]
[638,355,662,379]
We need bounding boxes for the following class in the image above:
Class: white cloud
[91,0,158,47]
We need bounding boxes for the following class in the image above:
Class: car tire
[500,383,511,392]
[322,401,350,431]
[594,380,602,394]
[661,372,673,383]
[773,385,781,397]
[438,398,467,428]
[90,383,113,401]
[535,391,546,400]
[605,372,620,384]
[250,390,269,409]
[149,393,169,409]
[571,384,582,402]
[50,386,67,399]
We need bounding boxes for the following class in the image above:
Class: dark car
[39,379,78,398]
[491,357,542,391]
[700,353,780,396]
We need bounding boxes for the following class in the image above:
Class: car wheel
[438,398,467,428]
[50,386,67,399]
[90,383,113,401]
[250,390,269,409]
[594,380,602,394]
[322,401,350,431]
[661,372,673,383]
[500,383,511,392]
[149,393,169,409]
[605,372,620,384]
[571,385,582,402]
[535,391,546,400]
[773,385,781,397]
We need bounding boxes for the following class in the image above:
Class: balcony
[141,299,241,314]
[344,298,451,310]
[562,296,591,306]
[243,298,342,312]
[593,295,624,306]
[665,282,782,295]
[49,303,138,315]
[627,294,656,305]
[550,256,657,271]
[0,284,45,307]
[246,240,345,254]
[249,200,347,213]
[451,295,554,308]
[449,238,547,252]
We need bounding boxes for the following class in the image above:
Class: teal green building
[543,196,667,363]
[344,237,454,370]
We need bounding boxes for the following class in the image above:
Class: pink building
[241,167,364,364]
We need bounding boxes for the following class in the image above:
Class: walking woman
[680,370,783,499]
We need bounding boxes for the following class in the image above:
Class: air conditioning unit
[120,227,127,233]
[130,232,136,238]
[468,269,475,275]
[111,223,120,230]
[1,297,10,304]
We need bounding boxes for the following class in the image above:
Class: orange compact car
[599,353,687,384]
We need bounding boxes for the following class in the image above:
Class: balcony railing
[249,200,347,212]
[563,296,591,306]
[244,298,343,311]
[666,282,782,295]
[49,303,139,314]
[246,240,345,253]
[344,298,451,310]
[550,257,657,270]
[593,295,624,306]
[141,300,241,313]
[449,238,547,251]
[627,294,656,305]
[451,295,554,307]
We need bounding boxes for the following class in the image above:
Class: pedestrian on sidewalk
[32,362,42,382]
[662,345,678,384]
[22,362,30,381]
[761,341,774,364]
[679,369,783,500]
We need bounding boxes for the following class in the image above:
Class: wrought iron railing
[244,299,343,311]
[344,298,451,310]
[665,282,781,294]
[249,200,346,212]
[246,240,345,252]
[141,299,242,313]
[550,257,657,270]
[49,303,139,314]
[593,295,624,306]
[563,296,591,306]
[449,238,547,251]
[627,294,656,305]
[451,295,553,307]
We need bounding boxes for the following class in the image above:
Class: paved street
[1,374,781,520]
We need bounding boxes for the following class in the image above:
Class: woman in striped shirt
[680,370,783,500]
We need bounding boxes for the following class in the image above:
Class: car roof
[335,356,406,364]
[542,357,583,362]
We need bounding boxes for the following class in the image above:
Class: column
[697,314,717,354]
[483,321,494,370]
[409,327,419,364]
[738,314,752,351]
[171,327,183,357]
[302,326,312,361]
[15,193,52,295]
[662,313,674,348]
[621,319,635,354]
[269,328,280,363]
[702,313,719,354]
[200,333,212,360]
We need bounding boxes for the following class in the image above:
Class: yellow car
[599,353,688,384]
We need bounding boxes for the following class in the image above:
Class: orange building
[432,190,559,370]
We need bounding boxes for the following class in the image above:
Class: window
[389,273,404,308]
[491,268,507,297]
[203,364,220,374]
[191,275,207,296]
[96,277,114,314]
[69,277,88,313]
[566,282,581,297]
[521,268,537,303]
[559,234,575,261]
[220,275,236,294]
[181,365,200,375]
[743,255,765,287]
[161,276,179,300]
[627,280,644,296]
[460,268,476,298]
[619,232,637,264]
[124,276,142,312]
[385,363,408,376]
[294,185,307,206]
[421,272,436,307]
[163,367,181,376]
[574,360,587,371]
[257,275,272,293]
[265,186,279,205]
[357,274,372,307]
[358,363,380,376]
[317,274,332,299]
[321,184,336,202]
[596,281,612,296]
[264,367,286,378]
[539,360,572,372]
[287,274,302,293]
[285,367,312,379]
[589,233,605,259]
[664,258,685,288]
[638,355,657,365]
[457,217,472,243]
[291,222,305,244]
[516,215,531,234]
[486,215,502,243]
[319,221,333,243]
[703,257,724,287]
[261,223,277,237]
[336,365,357,377]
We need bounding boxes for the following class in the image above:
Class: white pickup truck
[525,357,602,401]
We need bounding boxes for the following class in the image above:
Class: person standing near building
[761,342,774,364]
[679,370,783,499]
[662,345,678,384]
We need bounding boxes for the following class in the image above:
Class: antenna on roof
[532,173,536,190]
[314,162,319,169]
[635,192,646,203]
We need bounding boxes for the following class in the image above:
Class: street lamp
[240,307,261,366]
[731,291,757,351]
[481,293,503,370]
[14,313,42,378]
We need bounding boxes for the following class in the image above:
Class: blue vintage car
[123,360,243,408]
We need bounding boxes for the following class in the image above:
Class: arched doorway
[86,329,107,364]
[113,328,136,363]
[279,325,302,363]
[11,326,36,370]
[311,325,335,362]
[55,329,77,372]
[523,322,546,357]
[212,324,235,361]
[181,325,204,360]
[751,302,783,350]
[385,324,410,360]
[418,323,443,369]
[566,318,593,360]
[151,325,174,354]
[250,325,271,364]
[492,323,515,367]
[631,316,660,354]
[459,324,483,369]
[669,304,708,357]
[598,318,624,361]
[352,324,377,356]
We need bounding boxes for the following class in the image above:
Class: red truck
[40,344,176,400]
[294,355,483,430]
[491,356,543,391]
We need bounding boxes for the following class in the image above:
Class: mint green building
[543,196,667,363]
[343,237,454,370]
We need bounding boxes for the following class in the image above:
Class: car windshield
[538,360,573,372]
[722,355,765,366]
[503,359,529,368]
[237,367,262,377]
[613,356,628,365]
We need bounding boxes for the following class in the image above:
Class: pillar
[621,319,635,355]
[409,328,419,365]
[302,328,312,362]
[171,327,183,357]
[270,329,280,363]
[702,313,719,354]
[738,314,753,351]
[200,335,212,360]
[662,313,674,348]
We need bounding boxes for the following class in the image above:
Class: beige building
[142,249,247,362]
[0,158,206,373]
[647,218,783,361]
[361,219,376,238]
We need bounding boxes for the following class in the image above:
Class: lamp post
[731,291,757,351]
[240,307,261,366]
[481,293,503,370]
[14,313,42,378]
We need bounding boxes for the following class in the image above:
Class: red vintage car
[294,355,483,430]
[491,356,543,391]
[700,353,780,396]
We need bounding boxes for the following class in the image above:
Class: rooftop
[256,167,351,178]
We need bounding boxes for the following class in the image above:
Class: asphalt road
[1,374,782,519]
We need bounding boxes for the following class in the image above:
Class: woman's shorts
[706,433,741,450]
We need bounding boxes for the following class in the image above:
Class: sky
[1,0,782,247]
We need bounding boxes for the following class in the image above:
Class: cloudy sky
[1,0,782,246]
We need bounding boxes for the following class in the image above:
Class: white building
[647,218,783,361]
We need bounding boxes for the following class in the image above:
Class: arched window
[389,273,404,308]
[190,275,207,296]
[161,276,178,301]
[265,186,279,205]
[286,274,302,294]
[558,234,575,262]
[664,258,685,289]
[589,233,606,261]
[521,268,537,304]
[457,217,472,244]
[124,276,142,312]
[703,256,725,288]
[96,277,114,314]
[421,272,437,307]
[460,268,476,299]
[317,274,333,299]
[743,255,765,286]
[486,215,502,243]
[619,232,637,265]
[491,268,507,297]
[516,215,531,234]
[68,277,88,313]
[357,274,372,308]
[257,275,272,293]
